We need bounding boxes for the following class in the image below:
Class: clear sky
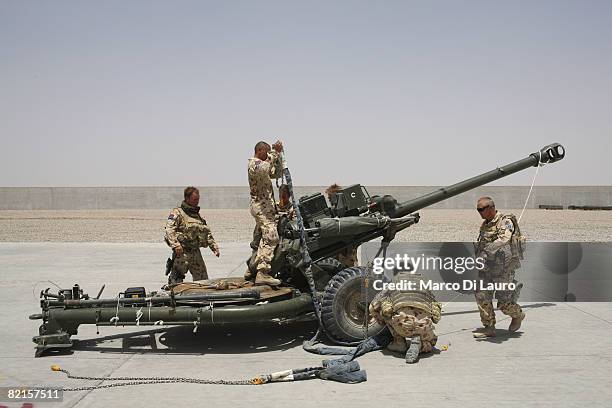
[1,0,610,187]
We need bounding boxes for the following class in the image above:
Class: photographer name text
[373,279,516,292]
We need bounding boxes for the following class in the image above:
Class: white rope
[148,299,152,322]
[518,150,543,223]
[135,307,143,326]
[110,295,121,325]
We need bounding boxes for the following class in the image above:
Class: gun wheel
[314,257,345,273]
[321,266,387,344]
[311,257,345,291]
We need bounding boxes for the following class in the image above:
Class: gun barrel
[390,143,565,218]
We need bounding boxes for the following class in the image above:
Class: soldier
[165,186,220,285]
[248,140,284,286]
[369,272,442,364]
[473,196,525,338]
[325,183,358,268]
[276,184,295,219]
[248,184,294,257]
[325,183,342,207]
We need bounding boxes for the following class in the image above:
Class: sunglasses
[477,205,490,213]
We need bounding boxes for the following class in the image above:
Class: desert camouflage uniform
[475,211,523,327]
[370,273,442,359]
[250,199,294,252]
[165,202,219,284]
[248,151,282,274]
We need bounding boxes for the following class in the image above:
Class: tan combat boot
[509,312,525,332]
[473,326,496,338]
[255,272,281,286]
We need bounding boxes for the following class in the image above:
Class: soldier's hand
[213,248,220,257]
[174,245,184,257]
[272,140,283,152]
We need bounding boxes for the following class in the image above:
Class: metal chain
[54,368,262,391]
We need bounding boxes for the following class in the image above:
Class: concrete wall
[1,186,611,210]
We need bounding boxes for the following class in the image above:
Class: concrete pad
[1,243,611,408]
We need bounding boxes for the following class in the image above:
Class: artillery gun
[30,143,565,357]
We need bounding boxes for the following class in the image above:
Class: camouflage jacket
[248,151,282,204]
[164,203,218,252]
[476,211,519,266]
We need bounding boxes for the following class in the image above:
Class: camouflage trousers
[386,307,438,353]
[168,248,208,284]
[250,200,279,274]
[475,266,522,327]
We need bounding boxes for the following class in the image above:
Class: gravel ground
[1,209,611,242]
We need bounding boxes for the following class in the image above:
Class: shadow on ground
[43,304,554,358]
[69,321,319,356]
[441,302,556,317]
[473,331,524,344]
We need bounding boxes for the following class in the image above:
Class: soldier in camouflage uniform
[369,272,442,363]
[473,197,526,338]
[249,184,295,255]
[276,184,295,219]
[247,140,284,286]
[165,186,220,285]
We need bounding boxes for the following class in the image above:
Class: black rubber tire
[310,257,346,291]
[315,257,345,274]
[321,266,387,344]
